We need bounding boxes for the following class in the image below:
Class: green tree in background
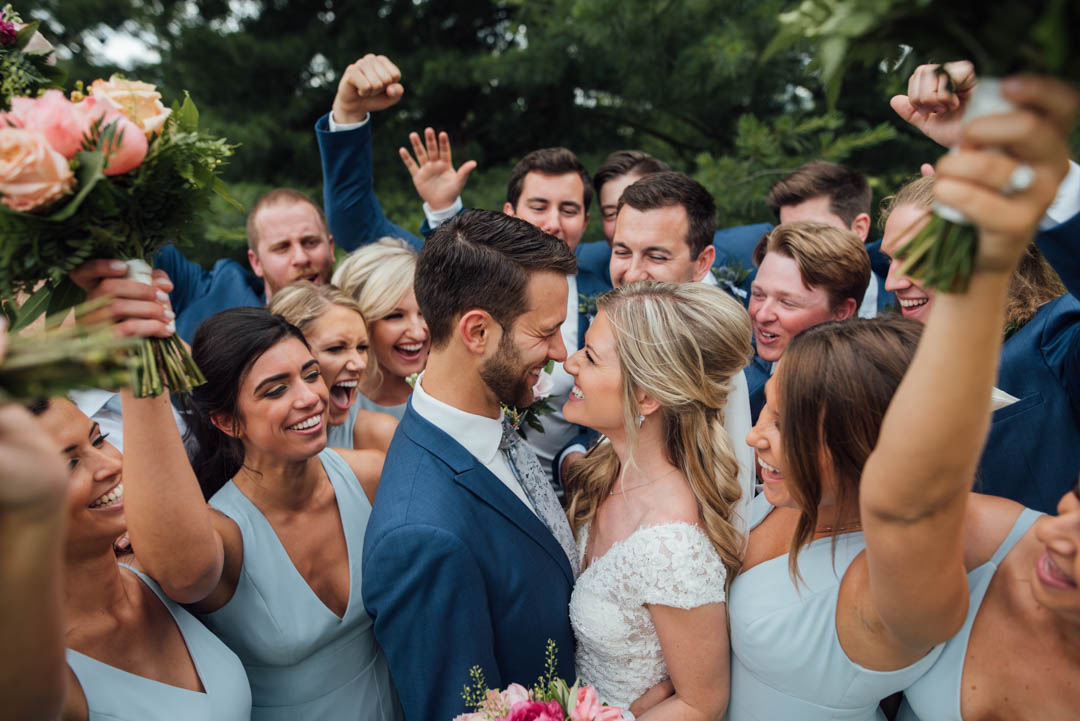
[30,0,961,267]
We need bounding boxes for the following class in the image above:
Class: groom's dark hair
[416,209,577,348]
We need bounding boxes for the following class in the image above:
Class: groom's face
[479,271,569,408]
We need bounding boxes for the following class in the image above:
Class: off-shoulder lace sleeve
[610,522,728,608]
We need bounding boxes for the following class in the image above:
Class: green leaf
[44,276,87,327]
[43,151,107,222]
[175,93,199,134]
[13,21,41,52]
[11,282,52,332]
[212,177,243,210]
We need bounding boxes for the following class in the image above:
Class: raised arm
[859,76,1079,654]
[0,398,69,721]
[318,54,421,251]
[400,126,474,234]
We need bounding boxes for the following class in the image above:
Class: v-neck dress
[66,565,251,721]
[725,494,944,721]
[200,448,401,721]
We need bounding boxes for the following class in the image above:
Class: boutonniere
[577,292,601,320]
[711,259,751,299]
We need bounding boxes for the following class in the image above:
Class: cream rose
[89,76,172,137]
[0,128,75,212]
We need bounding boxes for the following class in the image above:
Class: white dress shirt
[411,372,536,515]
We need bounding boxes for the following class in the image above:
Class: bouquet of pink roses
[455,642,626,721]
[0,10,236,396]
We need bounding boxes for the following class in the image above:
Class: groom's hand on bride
[70,259,176,339]
[629,679,675,717]
[332,54,404,125]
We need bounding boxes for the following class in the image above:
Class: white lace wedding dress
[568,521,728,708]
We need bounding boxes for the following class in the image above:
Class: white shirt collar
[700,269,719,286]
[411,371,504,465]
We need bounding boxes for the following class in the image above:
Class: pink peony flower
[594,705,625,721]
[0,127,75,211]
[500,684,533,709]
[505,700,565,721]
[1,90,90,159]
[0,20,16,47]
[74,96,148,176]
[569,686,601,721]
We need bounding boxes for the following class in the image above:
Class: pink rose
[532,370,555,402]
[569,686,601,721]
[594,706,625,721]
[1,90,90,159]
[505,700,565,721]
[90,75,172,136]
[500,684,533,709]
[74,97,148,176]
[0,127,75,211]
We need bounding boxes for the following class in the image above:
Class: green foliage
[0,7,66,108]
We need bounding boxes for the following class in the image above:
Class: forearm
[638,690,727,721]
[121,391,223,602]
[863,270,1010,518]
[0,503,66,721]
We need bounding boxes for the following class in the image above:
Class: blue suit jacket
[744,352,771,425]
[978,213,1080,512]
[157,114,417,342]
[362,403,576,721]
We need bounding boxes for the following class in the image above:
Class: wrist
[330,105,371,127]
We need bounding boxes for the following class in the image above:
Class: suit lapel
[400,405,575,585]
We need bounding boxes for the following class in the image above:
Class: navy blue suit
[979,213,1080,512]
[744,352,772,425]
[156,115,418,342]
[363,403,575,721]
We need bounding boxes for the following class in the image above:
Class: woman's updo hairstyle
[185,307,309,499]
[565,281,752,587]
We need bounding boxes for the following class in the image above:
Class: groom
[362,210,579,721]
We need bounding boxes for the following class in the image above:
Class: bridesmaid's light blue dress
[326,404,360,449]
[355,392,406,421]
[725,494,944,721]
[66,565,251,721]
[200,448,401,721]
[897,508,1042,721]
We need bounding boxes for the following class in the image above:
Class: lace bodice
[569,521,728,708]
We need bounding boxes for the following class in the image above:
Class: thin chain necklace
[609,466,680,495]
[816,520,862,534]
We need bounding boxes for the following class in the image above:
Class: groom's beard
[479,330,535,409]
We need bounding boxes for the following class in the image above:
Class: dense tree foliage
[30,0,1012,267]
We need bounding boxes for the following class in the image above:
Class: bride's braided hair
[564,281,752,590]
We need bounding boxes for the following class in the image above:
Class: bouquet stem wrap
[124,259,205,397]
[896,78,1017,292]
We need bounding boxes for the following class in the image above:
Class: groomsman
[363,210,579,721]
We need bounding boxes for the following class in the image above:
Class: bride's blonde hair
[564,281,752,587]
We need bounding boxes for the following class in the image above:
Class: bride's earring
[636,414,645,428]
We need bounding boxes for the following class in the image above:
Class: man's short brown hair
[593,150,670,196]
[506,148,594,210]
[415,209,578,348]
[617,171,716,259]
[767,161,871,227]
[752,221,870,310]
[246,188,329,251]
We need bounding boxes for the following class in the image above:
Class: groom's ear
[458,309,495,356]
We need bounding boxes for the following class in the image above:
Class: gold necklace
[608,466,680,495]
[815,520,862,534]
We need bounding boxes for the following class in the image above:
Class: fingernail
[1002,77,1024,94]
[165,321,176,334]
[156,290,169,303]
[110,260,128,272]
[164,309,175,320]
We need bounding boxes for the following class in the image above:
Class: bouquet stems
[895,78,1015,293]
[124,260,206,397]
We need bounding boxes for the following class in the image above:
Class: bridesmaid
[123,307,400,721]
[269,281,397,452]
[727,74,1071,720]
[332,238,428,419]
[31,396,251,721]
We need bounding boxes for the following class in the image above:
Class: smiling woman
[113,307,399,721]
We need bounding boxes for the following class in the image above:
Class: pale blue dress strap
[356,392,407,420]
[199,448,401,721]
[66,564,252,721]
[327,403,361,449]
[897,508,1043,721]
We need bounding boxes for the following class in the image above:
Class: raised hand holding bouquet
[768,0,1080,291]
[0,19,235,396]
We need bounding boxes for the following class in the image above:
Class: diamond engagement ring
[1002,163,1035,195]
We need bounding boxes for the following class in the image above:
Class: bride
[562,281,752,718]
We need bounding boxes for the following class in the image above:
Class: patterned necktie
[500,420,580,576]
